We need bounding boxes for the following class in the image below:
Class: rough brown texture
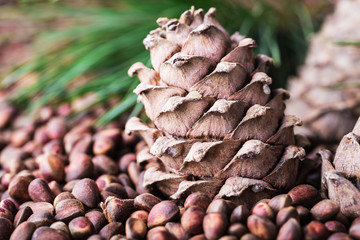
[286,0,360,143]
[125,6,305,206]
[320,117,360,218]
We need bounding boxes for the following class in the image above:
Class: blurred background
[0,0,332,125]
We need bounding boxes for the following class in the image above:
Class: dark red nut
[349,217,360,240]
[189,234,207,240]
[0,146,28,174]
[55,199,85,223]
[334,212,350,227]
[124,186,138,199]
[93,138,114,156]
[295,206,311,225]
[21,201,54,214]
[135,171,148,194]
[27,210,54,227]
[34,126,50,144]
[252,202,274,220]
[46,117,67,140]
[328,232,353,240]
[118,174,134,188]
[66,153,94,181]
[165,222,188,240]
[32,169,43,179]
[0,199,17,215]
[96,174,120,191]
[325,220,347,233]
[53,192,76,208]
[184,192,212,211]
[181,206,205,235]
[0,207,13,221]
[100,222,124,240]
[11,128,30,148]
[92,155,118,175]
[28,178,55,203]
[23,157,38,171]
[85,210,107,233]
[207,199,231,215]
[247,215,277,240]
[68,216,95,240]
[122,130,138,147]
[134,193,161,211]
[276,218,301,240]
[276,206,299,227]
[72,178,100,208]
[101,190,119,202]
[147,201,180,228]
[147,226,176,240]
[103,183,128,199]
[240,233,261,240]
[230,205,250,224]
[8,176,32,202]
[57,103,71,116]
[14,206,33,227]
[268,194,292,213]
[0,217,14,240]
[42,140,63,155]
[9,221,36,240]
[95,128,121,144]
[127,162,140,186]
[118,153,136,173]
[125,218,147,239]
[87,235,103,240]
[39,106,53,121]
[48,181,63,197]
[0,105,15,128]
[129,210,148,223]
[68,135,92,162]
[310,200,339,222]
[203,212,228,240]
[288,184,321,208]
[32,226,70,240]
[1,173,14,188]
[219,236,238,240]
[304,221,330,240]
[50,221,70,234]
[38,154,65,182]
[228,223,248,238]
[102,197,135,223]
[63,180,80,192]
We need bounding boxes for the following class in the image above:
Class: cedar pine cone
[125,7,305,207]
[320,117,360,218]
[286,0,360,143]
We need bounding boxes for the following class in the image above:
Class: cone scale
[126,6,305,207]
[320,117,360,218]
[286,0,360,143]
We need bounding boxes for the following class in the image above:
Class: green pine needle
[334,41,360,46]
[2,0,320,125]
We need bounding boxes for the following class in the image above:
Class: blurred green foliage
[335,41,360,46]
[2,0,329,125]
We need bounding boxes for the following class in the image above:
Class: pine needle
[2,0,321,125]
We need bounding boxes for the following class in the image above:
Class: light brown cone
[125,6,305,207]
[286,0,360,143]
[320,117,360,218]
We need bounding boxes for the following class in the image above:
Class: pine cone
[320,117,360,218]
[286,0,360,143]
[126,7,305,207]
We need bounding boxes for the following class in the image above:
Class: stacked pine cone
[286,0,360,143]
[126,7,305,207]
